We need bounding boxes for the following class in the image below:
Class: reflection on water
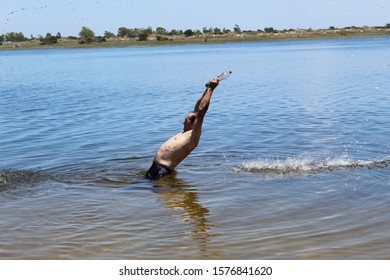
[152,174,221,258]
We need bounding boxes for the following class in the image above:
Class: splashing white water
[234,156,390,174]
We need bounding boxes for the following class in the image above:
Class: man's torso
[154,130,199,170]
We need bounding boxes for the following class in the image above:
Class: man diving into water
[145,78,220,180]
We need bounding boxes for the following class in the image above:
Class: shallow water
[1,37,390,259]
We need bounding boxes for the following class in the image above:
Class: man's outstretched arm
[190,78,219,146]
[193,88,208,112]
[193,78,219,114]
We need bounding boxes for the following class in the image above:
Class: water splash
[234,156,390,175]
[0,170,49,189]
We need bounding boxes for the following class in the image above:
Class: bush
[118,27,130,37]
[184,29,194,37]
[118,27,140,38]
[156,27,167,35]
[156,35,169,41]
[138,31,149,41]
[264,27,277,33]
[40,33,58,45]
[79,26,95,41]
[5,32,27,42]
[96,36,107,43]
[104,31,115,39]
[213,28,223,34]
[168,29,182,35]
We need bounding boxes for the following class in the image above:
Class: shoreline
[1,26,390,50]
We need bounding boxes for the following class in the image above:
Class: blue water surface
[1,37,390,259]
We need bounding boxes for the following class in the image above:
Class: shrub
[156,35,169,41]
[264,27,277,33]
[5,32,27,42]
[156,27,167,35]
[138,31,149,41]
[79,26,95,41]
[104,31,115,39]
[184,29,194,37]
[40,33,58,45]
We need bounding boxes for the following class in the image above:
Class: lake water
[1,37,390,259]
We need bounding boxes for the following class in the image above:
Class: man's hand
[206,78,219,90]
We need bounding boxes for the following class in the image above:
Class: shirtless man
[145,78,219,180]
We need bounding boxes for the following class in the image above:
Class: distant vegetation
[1,23,390,49]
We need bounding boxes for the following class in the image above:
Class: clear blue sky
[1,0,390,36]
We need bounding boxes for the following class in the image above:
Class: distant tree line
[0,31,61,45]
[2,23,390,45]
[1,25,242,44]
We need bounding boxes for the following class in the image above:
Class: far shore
[1,26,390,50]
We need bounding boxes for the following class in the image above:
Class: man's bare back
[145,78,219,180]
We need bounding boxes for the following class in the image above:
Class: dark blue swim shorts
[145,161,173,180]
